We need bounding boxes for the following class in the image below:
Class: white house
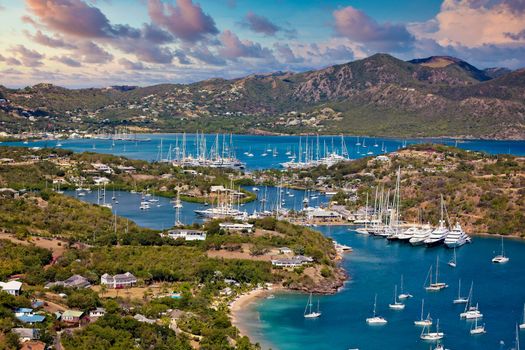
[278,247,293,254]
[167,229,206,241]
[101,272,137,289]
[0,281,22,296]
[89,307,106,318]
[219,222,254,233]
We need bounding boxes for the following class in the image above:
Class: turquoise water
[64,186,329,229]
[243,226,524,350]
[5,134,525,170]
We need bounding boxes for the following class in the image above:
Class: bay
[5,134,525,170]
[243,226,525,350]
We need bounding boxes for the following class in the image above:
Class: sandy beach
[229,286,283,338]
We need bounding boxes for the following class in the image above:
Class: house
[89,307,106,318]
[0,188,19,198]
[278,247,293,254]
[116,165,136,173]
[11,328,39,341]
[15,309,45,324]
[219,222,254,233]
[271,258,305,268]
[0,280,22,295]
[166,229,207,241]
[93,176,110,185]
[134,314,156,324]
[210,185,226,192]
[101,272,137,288]
[91,163,112,174]
[45,274,91,289]
[306,209,342,221]
[62,310,84,324]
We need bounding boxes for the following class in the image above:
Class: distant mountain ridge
[1,53,524,139]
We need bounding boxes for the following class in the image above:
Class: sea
[4,134,525,170]
[7,133,525,349]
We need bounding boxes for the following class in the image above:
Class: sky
[0,0,525,88]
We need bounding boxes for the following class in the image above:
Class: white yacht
[444,222,471,248]
[425,196,449,247]
[425,257,448,291]
[366,294,387,325]
[492,236,510,263]
[420,319,444,341]
[461,303,483,320]
[397,226,419,241]
[409,224,433,246]
[448,247,457,268]
[304,293,321,319]
[398,275,413,299]
[414,299,432,326]
[470,317,486,335]
[452,279,469,304]
[140,201,150,210]
[388,285,405,310]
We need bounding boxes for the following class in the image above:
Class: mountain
[1,53,524,139]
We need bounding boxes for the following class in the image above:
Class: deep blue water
[4,134,525,170]
[241,226,524,350]
[64,186,329,230]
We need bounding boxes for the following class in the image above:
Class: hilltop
[1,53,524,139]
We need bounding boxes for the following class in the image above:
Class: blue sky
[0,0,524,87]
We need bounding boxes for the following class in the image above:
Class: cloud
[189,45,226,65]
[218,30,274,59]
[274,43,303,63]
[76,41,113,64]
[148,0,219,43]
[0,55,23,66]
[118,58,145,70]
[54,55,82,67]
[333,6,415,51]
[418,0,525,47]
[242,12,281,36]
[26,30,77,49]
[9,45,45,67]
[25,0,117,38]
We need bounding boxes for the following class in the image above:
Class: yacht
[140,201,150,210]
[414,299,432,326]
[444,222,471,248]
[398,275,413,299]
[461,303,483,320]
[452,279,469,304]
[492,236,510,263]
[470,317,486,335]
[425,196,449,247]
[397,226,419,241]
[409,224,433,246]
[448,247,457,268]
[420,319,444,341]
[304,293,321,319]
[388,285,405,310]
[425,219,449,247]
[425,257,448,291]
[366,294,387,325]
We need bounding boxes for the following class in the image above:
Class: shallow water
[242,226,524,350]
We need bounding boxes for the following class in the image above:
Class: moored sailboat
[304,293,321,318]
[366,294,387,325]
[414,299,432,326]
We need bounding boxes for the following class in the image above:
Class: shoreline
[230,286,283,338]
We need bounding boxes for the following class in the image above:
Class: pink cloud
[148,0,218,43]
[333,6,414,51]
[218,30,273,59]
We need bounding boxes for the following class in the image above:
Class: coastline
[230,286,283,339]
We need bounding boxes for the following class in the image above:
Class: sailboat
[366,294,387,324]
[425,257,448,291]
[470,317,486,335]
[448,246,457,268]
[414,299,432,326]
[453,279,469,304]
[420,319,444,341]
[492,236,510,263]
[173,191,183,209]
[304,293,321,318]
[398,274,413,299]
[460,282,483,319]
[520,304,525,329]
[389,285,405,310]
